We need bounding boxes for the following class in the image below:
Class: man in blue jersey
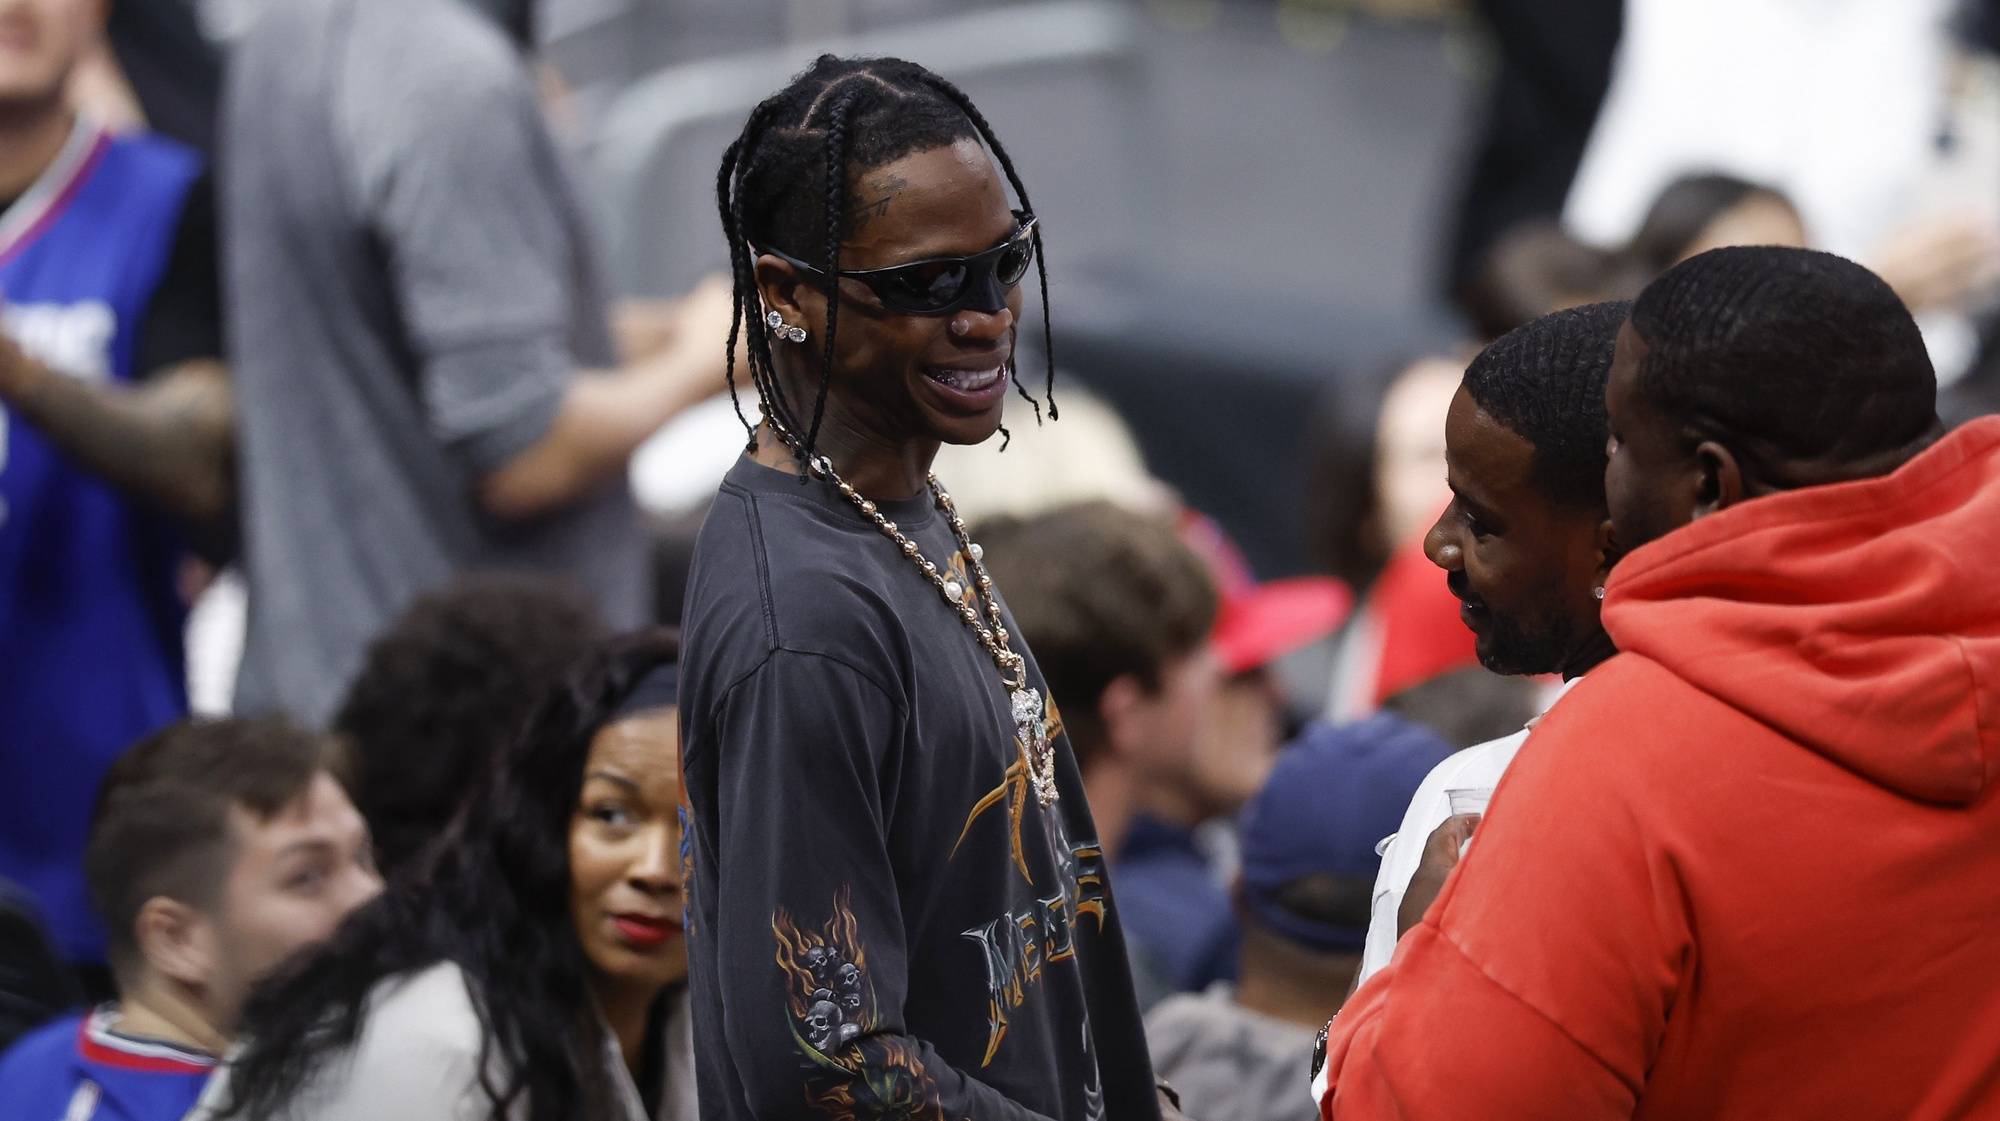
[0,0,232,978]
[0,717,380,1120]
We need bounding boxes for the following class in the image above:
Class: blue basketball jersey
[0,121,200,963]
[0,1008,215,1121]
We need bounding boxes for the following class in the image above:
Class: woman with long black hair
[194,632,694,1121]
[679,55,1174,1120]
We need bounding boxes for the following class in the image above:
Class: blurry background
[558,0,1487,580]
[149,0,2000,581]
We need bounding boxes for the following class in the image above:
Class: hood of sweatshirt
[1602,416,2000,806]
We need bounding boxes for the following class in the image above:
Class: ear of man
[1693,439,1745,519]
[133,895,216,990]
[1096,673,1154,764]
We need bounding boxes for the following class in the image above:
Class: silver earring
[1593,586,1606,600]
[766,310,806,344]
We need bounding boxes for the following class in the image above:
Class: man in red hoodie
[1315,245,2000,1120]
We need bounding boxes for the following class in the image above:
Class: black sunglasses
[759,212,1038,316]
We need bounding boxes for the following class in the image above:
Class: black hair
[1629,246,1939,470]
[213,631,679,1121]
[87,718,344,982]
[1462,300,1630,508]
[715,54,1055,470]
[1626,172,1799,276]
[332,573,607,878]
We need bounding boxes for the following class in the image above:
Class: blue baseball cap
[1238,714,1454,952]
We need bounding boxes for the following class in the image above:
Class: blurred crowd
[1,1,1997,1120]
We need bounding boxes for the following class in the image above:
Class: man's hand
[479,274,734,521]
[1397,813,1480,937]
[0,321,235,545]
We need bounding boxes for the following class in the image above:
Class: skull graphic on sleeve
[805,1000,842,1051]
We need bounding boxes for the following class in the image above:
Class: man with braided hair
[1316,246,2000,1120]
[679,55,1170,1121]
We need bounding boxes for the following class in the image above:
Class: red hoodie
[1317,416,2000,1120]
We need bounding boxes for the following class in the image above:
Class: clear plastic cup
[1445,787,1493,816]
[1445,787,1493,857]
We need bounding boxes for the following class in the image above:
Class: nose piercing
[949,318,971,337]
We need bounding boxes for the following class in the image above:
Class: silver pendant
[1012,687,1059,806]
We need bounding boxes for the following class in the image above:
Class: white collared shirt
[1354,677,1583,985]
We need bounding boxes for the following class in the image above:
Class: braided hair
[715,55,1056,470]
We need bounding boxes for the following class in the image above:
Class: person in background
[195,633,695,1121]
[0,0,230,977]
[1462,221,1625,342]
[1318,247,2000,1120]
[0,877,79,1051]
[1146,714,1451,1121]
[1356,300,1627,987]
[1444,0,1623,306]
[977,503,1227,1008]
[332,572,608,878]
[0,718,380,1121]
[221,0,726,724]
[1620,172,1808,277]
[986,502,1355,1008]
[1304,352,1464,603]
[1185,510,1354,740]
[976,502,1222,865]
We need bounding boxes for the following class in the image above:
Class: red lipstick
[611,913,680,949]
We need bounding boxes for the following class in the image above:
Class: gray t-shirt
[223,0,644,722]
[1144,985,1320,1121]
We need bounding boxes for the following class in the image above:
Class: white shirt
[191,961,698,1121]
[1354,677,1583,985]
[1563,0,1960,261]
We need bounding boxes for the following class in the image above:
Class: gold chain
[763,424,1026,690]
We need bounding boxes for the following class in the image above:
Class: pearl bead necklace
[767,430,1059,807]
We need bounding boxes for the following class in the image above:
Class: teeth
[931,367,1003,391]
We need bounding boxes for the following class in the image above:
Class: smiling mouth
[922,365,1006,393]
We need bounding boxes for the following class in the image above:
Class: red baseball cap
[1178,511,1354,676]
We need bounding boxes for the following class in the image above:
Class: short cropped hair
[975,503,1219,766]
[1629,246,1937,466]
[86,718,345,975]
[1462,300,1631,509]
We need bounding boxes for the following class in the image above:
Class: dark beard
[1474,607,1575,677]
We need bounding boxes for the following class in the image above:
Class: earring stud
[766,310,807,343]
[1593,586,1606,600]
